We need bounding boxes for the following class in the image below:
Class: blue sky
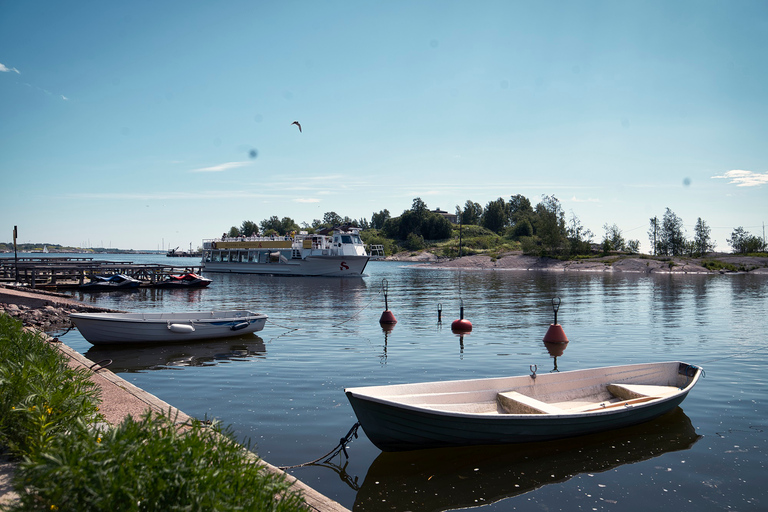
[2,1,766,252]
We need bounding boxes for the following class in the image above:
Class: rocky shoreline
[387,251,768,274]
[0,285,119,332]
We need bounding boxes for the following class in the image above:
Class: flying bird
[291,121,302,133]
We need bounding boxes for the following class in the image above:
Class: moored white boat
[70,310,267,345]
[200,226,369,276]
[79,274,142,291]
[345,361,702,451]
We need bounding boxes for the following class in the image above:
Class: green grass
[10,414,304,512]
[0,313,305,512]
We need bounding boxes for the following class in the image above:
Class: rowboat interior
[356,363,700,417]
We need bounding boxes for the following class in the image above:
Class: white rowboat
[70,310,267,345]
[345,361,701,451]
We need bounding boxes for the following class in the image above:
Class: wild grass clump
[10,413,304,512]
[0,314,102,458]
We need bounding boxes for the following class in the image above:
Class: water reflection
[543,339,568,372]
[83,336,267,372]
[353,408,700,512]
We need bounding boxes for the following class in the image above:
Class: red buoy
[451,302,472,333]
[380,309,397,325]
[451,318,473,332]
[542,324,568,343]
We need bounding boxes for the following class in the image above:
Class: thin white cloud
[68,190,272,200]
[190,161,251,173]
[294,198,321,203]
[0,63,20,74]
[711,170,768,187]
[570,195,600,203]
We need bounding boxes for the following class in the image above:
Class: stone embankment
[0,285,119,331]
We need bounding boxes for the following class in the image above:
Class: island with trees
[219,194,767,274]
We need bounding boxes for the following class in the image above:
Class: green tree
[260,216,282,234]
[481,198,508,234]
[422,212,453,239]
[411,197,428,215]
[240,220,259,237]
[534,195,567,255]
[227,226,240,237]
[370,209,390,229]
[323,211,343,227]
[693,218,715,255]
[510,194,534,226]
[279,217,299,234]
[659,208,686,256]
[566,211,593,255]
[601,223,625,252]
[648,216,660,256]
[461,200,483,225]
[626,239,640,254]
[728,227,766,254]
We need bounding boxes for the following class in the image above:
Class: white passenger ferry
[201,226,369,276]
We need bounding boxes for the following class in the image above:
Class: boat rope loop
[89,359,113,372]
[278,422,361,470]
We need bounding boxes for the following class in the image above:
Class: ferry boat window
[221,251,229,262]
[248,250,255,263]
[205,251,212,262]
[212,251,221,262]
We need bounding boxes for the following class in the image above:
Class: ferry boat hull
[202,254,368,276]
[200,226,370,277]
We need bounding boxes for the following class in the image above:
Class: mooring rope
[331,287,383,328]
[265,318,300,332]
[700,344,768,365]
[278,422,361,470]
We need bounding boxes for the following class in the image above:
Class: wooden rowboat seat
[497,391,565,415]
[497,383,682,415]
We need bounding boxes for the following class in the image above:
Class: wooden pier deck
[0,256,204,290]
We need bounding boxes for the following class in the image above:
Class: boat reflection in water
[353,407,700,512]
[84,336,267,372]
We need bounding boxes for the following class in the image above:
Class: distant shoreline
[385,251,768,274]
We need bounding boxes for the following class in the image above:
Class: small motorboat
[154,272,212,288]
[345,361,702,451]
[70,310,268,345]
[79,274,142,291]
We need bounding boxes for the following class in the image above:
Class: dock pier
[0,256,204,290]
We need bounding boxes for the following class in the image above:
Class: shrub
[0,314,102,458]
[404,233,425,251]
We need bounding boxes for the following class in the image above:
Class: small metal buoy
[451,299,472,333]
[437,303,442,323]
[542,297,568,343]
[379,278,397,325]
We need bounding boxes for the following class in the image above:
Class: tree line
[224,194,766,257]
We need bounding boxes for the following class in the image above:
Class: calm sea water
[54,253,767,511]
